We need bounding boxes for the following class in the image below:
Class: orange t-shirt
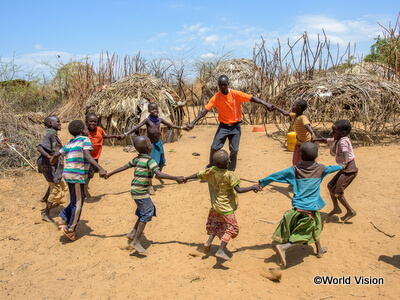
[204,89,252,124]
[88,127,106,159]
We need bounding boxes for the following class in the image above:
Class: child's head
[332,119,351,140]
[218,75,229,95]
[86,112,98,131]
[291,98,308,115]
[148,103,159,117]
[133,135,152,154]
[300,142,318,161]
[44,115,61,131]
[68,120,88,137]
[213,149,230,169]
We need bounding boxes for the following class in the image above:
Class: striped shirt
[289,113,311,145]
[59,136,93,184]
[127,154,160,199]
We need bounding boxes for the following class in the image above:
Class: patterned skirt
[206,208,239,243]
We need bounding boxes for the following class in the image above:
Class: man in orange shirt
[186,75,274,171]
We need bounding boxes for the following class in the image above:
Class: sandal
[61,227,76,241]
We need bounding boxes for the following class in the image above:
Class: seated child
[258,142,342,268]
[105,135,184,254]
[120,102,188,194]
[313,119,358,222]
[85,112,121,198]
[50,120,106,241]
[274,99,316,165]
[37,115,66,222]
[184,149,261,261]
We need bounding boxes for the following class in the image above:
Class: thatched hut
[201,58,269,125]
[86,73,185,145]
[272,73,400,143]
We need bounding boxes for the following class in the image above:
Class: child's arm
[160,119,188,131]
[154,169,184,184]
[83,150,106,177]
[49,151,62,164]
[104,164,129,179]
[184,173,198,182]
[120,119,148,139]
[342,151,349,168]
[37,145,51,159]
[259,167,294,188]
[305,124,316,140]
[273,105,290,116]
[312,137,328,143]
[234,184,262,193]
[103,132,122,139]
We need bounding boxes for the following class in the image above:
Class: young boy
[85,112,120,198]
[184,149,261,261]
[37,115,66,222]
[258,142,342,268]
[105,135,184,254]
[50,120,106,241]
[120,102,187,193]
[313,119,358,222]
[274,99,316,165]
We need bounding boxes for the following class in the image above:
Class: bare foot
[58,219,67,229]
[317,246,328,258]
[275,244,287,268]
[326,208,342,218]
[215,249,231,261]
[341,211,357,222]
[204,243,211,254]
[41,211,54,223]
[130,240,147,254]
[126,229,136,241]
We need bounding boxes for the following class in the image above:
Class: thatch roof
[202,58,266,101]
[86,73,184,144]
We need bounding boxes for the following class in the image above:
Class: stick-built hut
[86,73,185,145]
[201,58,268,125]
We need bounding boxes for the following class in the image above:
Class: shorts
[47,180,67,204]
[88,159,99,179]
[134,197,156,223]
[328,167,358,196]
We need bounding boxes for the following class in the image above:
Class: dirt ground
[0,122,399,299]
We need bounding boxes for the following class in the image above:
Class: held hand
[99,169,107,178]
[266,104,275,112]
[104,173,110,179]
[176,176,185,184]
[252,184,263,193]
[118,134,126,140]
[49,156,57,165]
[186,123,194,131]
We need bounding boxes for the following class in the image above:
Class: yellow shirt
[289,113,311,145]
[197,167,241,215]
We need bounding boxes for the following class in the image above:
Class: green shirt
[197,166,241,215]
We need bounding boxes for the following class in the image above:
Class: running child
[120,102,188,193]
[37,115,66,222]
[85,112,121,198]
[274,99,316,165]
[50,120,106,241]
[184,149,261,261]
[104,135,184,254]
[313,119,358,222]
[258,142,342,268]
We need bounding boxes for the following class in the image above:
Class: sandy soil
[0,122,399,299]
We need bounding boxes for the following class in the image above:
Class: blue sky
[1,1,399,80]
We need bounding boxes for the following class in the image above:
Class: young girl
[314,119,358,222]
[120,102,187,194]
[85,112,120,198]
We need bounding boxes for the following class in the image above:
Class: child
[184,149,261,261]
[313,119,358,222]
[85,112,121,198]
[120,102,187,193]
[258,142,342,268]
[274,99,316,165]
[50,120,106,241]
[37,115,66,222]
[105,135,184,254]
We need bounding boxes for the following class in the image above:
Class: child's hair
[133,136,149,153]
[68,120,85,136]
[148,102,158,110]
[334,119,351,134]
[85,112,97,122]
[213,149,229,169]
[295,98,308,112]
[44,115,57,128]
[218,75,229,83]
[300,142,318,161]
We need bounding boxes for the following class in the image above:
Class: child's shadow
[129,234,152,258]
[322,212,354,225]
[265,243,315,268]
[59,220,94,244]
[268,184,292,200]
[378,255,400,269]
[85,190,130,203]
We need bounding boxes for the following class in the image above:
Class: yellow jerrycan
[287,132,296,152]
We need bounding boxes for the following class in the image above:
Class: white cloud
[205,35,219,43]
[34,44,42,50]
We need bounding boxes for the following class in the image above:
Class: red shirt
[88,127,106,159]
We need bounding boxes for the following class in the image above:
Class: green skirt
[272,209,322,245]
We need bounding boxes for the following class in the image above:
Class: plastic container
[252,125,266,132]
[287,132,296,152]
